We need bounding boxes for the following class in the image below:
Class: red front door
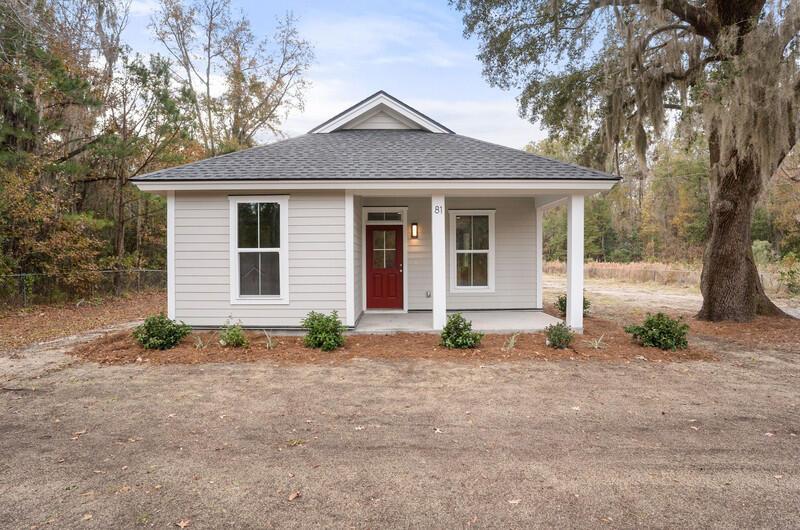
[366,225,403,309]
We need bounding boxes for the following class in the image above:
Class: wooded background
[1,0,798,313]
[1,0,312,303]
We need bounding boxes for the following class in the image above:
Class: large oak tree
[456,0,800,321]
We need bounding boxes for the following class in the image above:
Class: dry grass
[544,261,786,292]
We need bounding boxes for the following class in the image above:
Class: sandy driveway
[544,275,800,319]
[2,282,799,528]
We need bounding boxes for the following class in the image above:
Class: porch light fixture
[411,222,419,239]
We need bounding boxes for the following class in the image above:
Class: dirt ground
[0,291,165,351]
[1,280,799,528]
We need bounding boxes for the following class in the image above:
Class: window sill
[449,287,495,294]
[230,297,290,305]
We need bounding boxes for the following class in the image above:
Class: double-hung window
[229,196,289,304]
[450,210,494,292]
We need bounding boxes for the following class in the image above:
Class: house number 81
[433,205,442,214]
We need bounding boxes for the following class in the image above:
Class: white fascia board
[311,93,451,134]
[133,179,618,193]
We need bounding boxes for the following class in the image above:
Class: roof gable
[309,91,453,134]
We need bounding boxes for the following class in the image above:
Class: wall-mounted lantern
[410,222,419,239]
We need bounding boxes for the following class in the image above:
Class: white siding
[361,196,537,311]
[344,110,416,130]
[174,190,346,327]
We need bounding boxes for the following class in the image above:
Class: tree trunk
[113,173,126,296]
[135,194,147,268]
[697,143,786,321]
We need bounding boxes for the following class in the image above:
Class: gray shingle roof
[132,130,619,181]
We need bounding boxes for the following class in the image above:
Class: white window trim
[449,209,495,293]
[229,195,289,305]
[361,206,408,313]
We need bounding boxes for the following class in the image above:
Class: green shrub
[302,311,345,351]
[440,313,484,349]
[624,312,689,350]
[555,293,591,317]
[132,314,191,350]
[219,322,249,348]
[545,322,574,349]
[779,253,800,296]
[752,240,774,265]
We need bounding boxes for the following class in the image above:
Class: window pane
[238,203,258,248]
[471,253,488,286]
[372,229,385,250]
[372,249,384,269]
[384,249,396,269]
[384,229,396,250]
[240,252,280,296]
[367,212,401,221]
[472,216,489,250]
[239,252,260,295]
[260,252,280,295]
[456,253,471,286]
[259,203,280,248]
[456,216,472,250]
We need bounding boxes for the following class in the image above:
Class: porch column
[566,194,584,331]
[344,190,355,327]
[535,205,544,308]
[431,194,447,330]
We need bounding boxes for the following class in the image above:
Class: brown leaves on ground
[71,316,715,366]
[0,290,165,351]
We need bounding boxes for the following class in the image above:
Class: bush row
[132,296,690,353]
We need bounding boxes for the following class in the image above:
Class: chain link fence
[0,269,167,308]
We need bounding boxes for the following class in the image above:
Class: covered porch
[344,185,597,333]
[353,310,561,334]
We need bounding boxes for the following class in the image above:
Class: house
[132,91,619,333]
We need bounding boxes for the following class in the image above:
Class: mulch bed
[71,316,715,365]
[689,315,800,352]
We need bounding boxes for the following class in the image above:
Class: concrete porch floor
[353,310,561,334]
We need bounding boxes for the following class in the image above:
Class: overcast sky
[125,0,546,149]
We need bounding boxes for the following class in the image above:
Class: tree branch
[600,0,720,41]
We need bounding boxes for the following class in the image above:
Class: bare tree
[151,0,312,155]
[220,13,312,148]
